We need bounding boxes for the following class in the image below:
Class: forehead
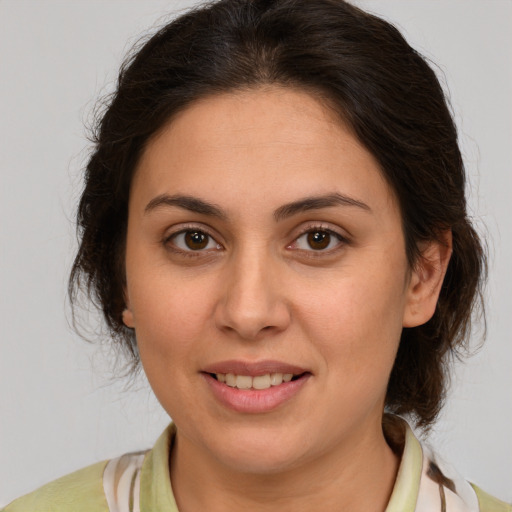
[131,86,397,217]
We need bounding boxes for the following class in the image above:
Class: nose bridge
[215,242,290,340]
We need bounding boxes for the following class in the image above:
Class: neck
[170,418,400,512]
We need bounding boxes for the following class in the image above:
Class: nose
[214,248,291,341]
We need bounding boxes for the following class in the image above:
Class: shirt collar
[385,417,423,512]
[140,423,179,512]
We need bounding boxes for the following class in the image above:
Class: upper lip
[202,360,309,377]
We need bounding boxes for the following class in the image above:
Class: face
[123,87,429,474]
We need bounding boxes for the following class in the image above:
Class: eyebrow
[144,194,227,219]
[144,192,371,221]
[273,193,371,221]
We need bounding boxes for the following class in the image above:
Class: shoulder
[1,425,174,512]
[2,460,110,512]
[471,484,512,512]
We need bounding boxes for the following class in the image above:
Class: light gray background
[1,0,511,506]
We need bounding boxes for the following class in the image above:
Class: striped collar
[385,417,479,512]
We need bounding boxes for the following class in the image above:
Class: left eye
[293,229,343,251]
[169,230,221,251]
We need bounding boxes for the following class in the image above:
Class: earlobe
[402,231,452,328]
[122,307,135,328]
[122,287,135,328]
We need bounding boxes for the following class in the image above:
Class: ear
[402,230,452,328]
[122,291,135,328]
[122,308,135,328]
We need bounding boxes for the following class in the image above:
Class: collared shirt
[3,419,510,511]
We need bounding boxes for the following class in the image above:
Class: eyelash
[288,224,348,256]
[163,224,348,257]
[163,224,222,258]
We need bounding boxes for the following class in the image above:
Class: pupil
[185,231,208,250]
[307,231,330,250]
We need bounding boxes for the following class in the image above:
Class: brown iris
[307,231,331,250]
[184,231,209,250]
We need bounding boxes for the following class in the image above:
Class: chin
[207,427,311,475]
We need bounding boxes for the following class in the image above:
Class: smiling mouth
[210,372,305,390]
[203,364,311,412]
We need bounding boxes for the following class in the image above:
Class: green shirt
[3,419,510,511]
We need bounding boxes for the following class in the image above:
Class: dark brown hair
[69,0,486,429]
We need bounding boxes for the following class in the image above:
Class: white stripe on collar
[103,451,147,512]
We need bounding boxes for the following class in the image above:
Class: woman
[3,0,510,510]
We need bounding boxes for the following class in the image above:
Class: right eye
[167,229,222,252]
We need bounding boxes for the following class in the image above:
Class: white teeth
[235,375,252,389]
[215,372,299,389]
[253,374,271,390]
[270,373,283,386]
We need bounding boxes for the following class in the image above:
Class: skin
[123,87,451,511]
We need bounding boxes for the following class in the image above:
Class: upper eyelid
[288,224,350,255]
[164,223,221,242]
[293,229,346,247]
[293,222,349,240]
[163,228,224,256]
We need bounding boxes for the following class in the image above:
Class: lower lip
[203,373,311,414]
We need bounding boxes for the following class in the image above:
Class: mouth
[201,360,311,413]
[209,372,304,390]
[209,372,306,390]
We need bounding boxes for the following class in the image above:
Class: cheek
[130,274,219,416]
[295,261,407,379]
[128,268,217,364]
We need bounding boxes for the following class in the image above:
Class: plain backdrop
[1,0,511,506]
